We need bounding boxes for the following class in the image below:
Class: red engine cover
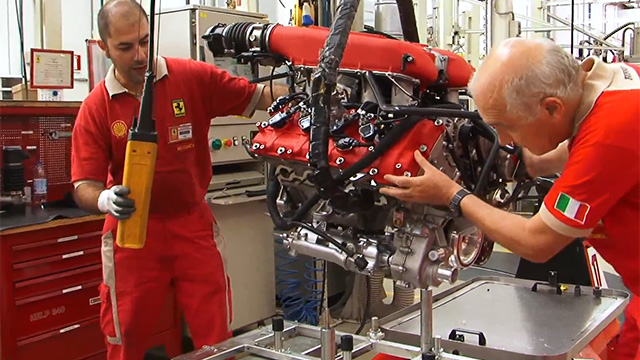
[268,25,475,89]
[251,112,444,186]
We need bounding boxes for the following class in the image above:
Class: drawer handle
[59,324,80,333]
[62,285,83,294]
[62,250,84,259]
[57,235,79,243]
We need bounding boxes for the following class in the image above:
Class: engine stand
[420,288,434,354]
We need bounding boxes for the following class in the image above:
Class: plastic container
[32,161,47,207]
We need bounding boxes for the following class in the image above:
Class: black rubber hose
[309,0,361,194]
[316,0,361,86]
[266,166,295,231]
[266,166,367,270]
[395,0,420,43]
[603,22,636,40]
[337,116,421,182]
[364,70,503,195]
[472,125,500,196]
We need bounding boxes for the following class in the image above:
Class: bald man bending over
[381,38,640,358]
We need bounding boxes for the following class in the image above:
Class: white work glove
[98,185,135,220]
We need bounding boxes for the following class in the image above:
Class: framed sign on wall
[29,48,74,89]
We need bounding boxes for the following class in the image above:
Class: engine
[203,12,526,289]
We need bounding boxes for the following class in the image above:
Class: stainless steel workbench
[379,276,629,360]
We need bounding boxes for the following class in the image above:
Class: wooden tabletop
[0,214,105,235]
[0,100,83,108]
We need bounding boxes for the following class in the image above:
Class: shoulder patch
[554,192,591,224]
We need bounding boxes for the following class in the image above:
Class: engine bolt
[255,121,261,127]
[249,34,257,41]
[306,152,310,159]
[287,149,293,154]
[277,147,285,154]
[336,157,345,165]
[428,250,440,261]
[434,119,443,126]
[261,121,268,128]
[260,144,265,149]
[368,146,375,152]
[252,143,260,150]
[419,145,428,152]
[369,168,378,175]
[395,163,402,169]
[403,171,411,177]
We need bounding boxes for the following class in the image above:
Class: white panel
[1,0,35,78]
[61,0,91,100]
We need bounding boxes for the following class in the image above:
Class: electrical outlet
[37,89,64,101]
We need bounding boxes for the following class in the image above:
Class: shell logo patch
[111,120,128,139]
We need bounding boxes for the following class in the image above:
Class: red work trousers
[609,296,640,360]
[98,201,232,360]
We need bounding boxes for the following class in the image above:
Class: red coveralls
[71,56,264,359]
[537,57,640,359]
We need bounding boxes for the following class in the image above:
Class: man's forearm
[73,182,104,213]
[526,141,569,177]
[256,84,290,110]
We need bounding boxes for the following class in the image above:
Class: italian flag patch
[554,192,590,224]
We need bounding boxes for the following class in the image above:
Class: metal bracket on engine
[425,48,449,85]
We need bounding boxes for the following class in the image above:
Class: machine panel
[209,122,260,165]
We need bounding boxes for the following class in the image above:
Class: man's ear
[97,40,109,58]
[542,97,563,117]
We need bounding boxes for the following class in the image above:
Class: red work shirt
[71,56,263,215]
[539,57,640,296]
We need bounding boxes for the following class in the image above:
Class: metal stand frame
[173,314,473,360]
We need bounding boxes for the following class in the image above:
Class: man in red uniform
[70,1,288,359]
[380,38,640,358]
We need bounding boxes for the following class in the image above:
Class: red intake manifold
[267,25,475,90]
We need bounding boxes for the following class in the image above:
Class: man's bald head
[469,37,582,122]
[97,0,148,43]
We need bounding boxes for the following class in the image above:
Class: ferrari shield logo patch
[172,99,186,117]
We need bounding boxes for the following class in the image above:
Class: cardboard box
[11,83,38,101]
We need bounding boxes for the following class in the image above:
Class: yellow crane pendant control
[115,0,159,249]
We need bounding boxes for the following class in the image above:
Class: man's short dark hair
[97,0,149,42]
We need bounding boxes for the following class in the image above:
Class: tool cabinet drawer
[16,317,105,360]
[11,230,102,264]
[13,246,101,281]
[14,280,101,340]
[14,264,102,301]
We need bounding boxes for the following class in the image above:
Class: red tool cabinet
[0,215,183,360]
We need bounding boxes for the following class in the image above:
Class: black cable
[355,275,370,335]
[395,0,420,43]
[265,166,353,257]
[570,0,574,56]
[319,259,327,320]
[14,0,27,90]
[270,66,276,102]
[603,22,636,40]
